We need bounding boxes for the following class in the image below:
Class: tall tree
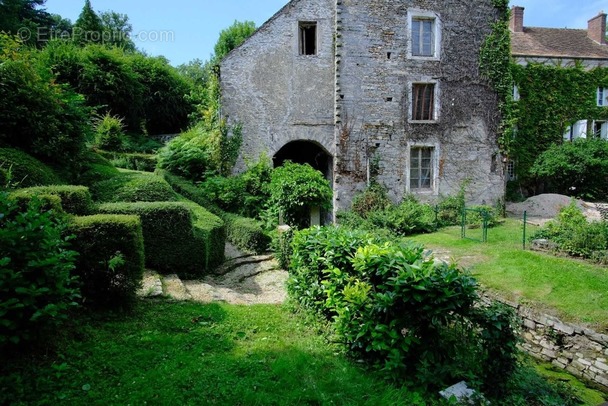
[0,0,52,46]
[73,0,103,45]
[212,20,256,61]
[100,10,135,51]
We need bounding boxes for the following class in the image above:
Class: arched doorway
[273,140,332,179]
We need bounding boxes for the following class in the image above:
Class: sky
[42,0,607,67]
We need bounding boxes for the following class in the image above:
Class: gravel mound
[506,193,603,222]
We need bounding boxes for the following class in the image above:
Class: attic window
[299,22,317,55]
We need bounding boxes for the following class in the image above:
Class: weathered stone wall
[335,0,505,209]
[482,293,608,390]
[221,0,336,170]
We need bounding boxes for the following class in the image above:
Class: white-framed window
[407,143,439,194]
[409,80,439,122]
[563,120,588,141]
[513,85,520,101]
[298,21,317,55]
[598,87,607,107]
[592,120,608,139]
[408,10,441,60]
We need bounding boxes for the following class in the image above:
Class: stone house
[220,0,505,216]
[510,6,608,144]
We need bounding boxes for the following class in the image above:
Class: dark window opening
[386,97,393,102]
[412,83,435,121]
[299,22,317,55]
[387,52,392,59]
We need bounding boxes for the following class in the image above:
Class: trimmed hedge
[76,151,121,186]
[224,213,270,254]
[97,201,224,276]
[11,186,94,215]
[97,150,158,172]
[159,170,268,254]
[91,171,177,203]
[0,148,62,188]
[68,214,145,308]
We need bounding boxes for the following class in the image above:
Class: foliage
[532,201,608,261]
[100,151,157,172]
[267,162,333,229]
[213,20,256,61]
[10,185,93,215]
[510,63,608,186]
[288,226,522,391]
[274,226,295,270]
[366,196,437,235]
[350,183,391,218]
[97,201,225,276]
[73,0,104,46]
[99,10,136,51]
[90,171,177,203]
[0,192,79,348]
[68,214,144,308]
[223,213,270,254]
[437,186,466,226]
[0,0,53,47]
[465,205,500,228]
[75,150,121,186]
[0,35,91,166]
[92,113,127,152]
[530,138,608,201]
[0,147,62,188]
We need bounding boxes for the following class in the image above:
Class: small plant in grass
[0,192,79,348]
[93,114,127,152]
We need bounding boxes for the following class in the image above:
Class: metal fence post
[523,210,527,250]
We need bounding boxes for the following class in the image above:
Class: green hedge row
[68,214,145,308]
[11,185,94,215]
[90,171,177,203]
[97,150,158,172]
[97,201,224,276]
[0,148,62,188]
[76,151,121,186]
[159,170,269,254]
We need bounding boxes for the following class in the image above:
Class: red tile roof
[511,27,608,60]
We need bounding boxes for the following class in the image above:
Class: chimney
[588,12,607,45]
[510,6,525,33]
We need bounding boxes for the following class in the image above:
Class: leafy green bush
[68,214,144,308]
[0,148,62,188]
[92,114,127,152]
[273,226,294,270]
[267,162,333,229]
[289,226,520,391]
[464,205,500,229]
[531,138,608,201]
[10,186,93,215]
[368,196,437,235]
[351,183,391,218]
[532,201,608,260]
[75,151,121,186]
[159,170,268,254]
[0,193,79,347]
[97,201,224,276]
[91,171,177,203]
[223,213,270,254]
[98,150,158,172]
[437,191,465,226]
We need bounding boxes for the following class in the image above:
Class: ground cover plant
[0,301,427,405]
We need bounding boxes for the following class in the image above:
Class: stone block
[523,319,536,330]
[595,374,608,388]
[540,339,556,350]
[578,358,592,367]
[542,348,557,359]
[552,359,567,369]
[595,361,608,372]
[589,333,608,344]
[570,360,588,371]
[553,322,575,336]
[556,357,570,366]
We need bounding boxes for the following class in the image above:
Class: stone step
[163,274,192,301]
[138,271,163,298]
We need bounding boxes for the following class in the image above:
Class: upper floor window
[408,10,441,60]
[411,83,436,121]
[597,87,607,107]
[513,85,520,101]
[299,22,317,55]
[412,18,435,56]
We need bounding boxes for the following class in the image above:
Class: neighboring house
[510,6,608,142]
[220,0,505,215]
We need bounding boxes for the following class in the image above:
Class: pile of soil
[506,194,603,222]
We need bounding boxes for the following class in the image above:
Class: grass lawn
[0,300,425,406]
[410,219,608,331]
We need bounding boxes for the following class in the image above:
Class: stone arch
[272,140,333,180]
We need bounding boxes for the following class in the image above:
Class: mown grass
[411,219,608,331]
[0,300,425,406]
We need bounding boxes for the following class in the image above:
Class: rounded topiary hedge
[11,185,94,215]
[91,171,177,203]
[0,148,62,188]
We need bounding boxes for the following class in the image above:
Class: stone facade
[482,293,608,390]
[221,0,505,214]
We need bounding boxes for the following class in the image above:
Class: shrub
[92,114,127,152]
[0,148,62,188]
[267,162,333,229]
[437,191,465,226]
[273,226,294,270]
[97,201,224,276]
[98,151,158,172]
[156,126,215,181]
[10,186,94,215]
[90,171,177,203]
[464,205,500,229]
[159,170,267,254]
[351,183,391,218]
[223,213,270,254]
[75,151,121,186]
[367,196,437,235]
[0,193,79,347]
[199,175,245,214]
[68,214,144,308]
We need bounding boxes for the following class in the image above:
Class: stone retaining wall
[482,293,608,390]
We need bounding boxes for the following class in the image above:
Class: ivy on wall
[511,64,608,183]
